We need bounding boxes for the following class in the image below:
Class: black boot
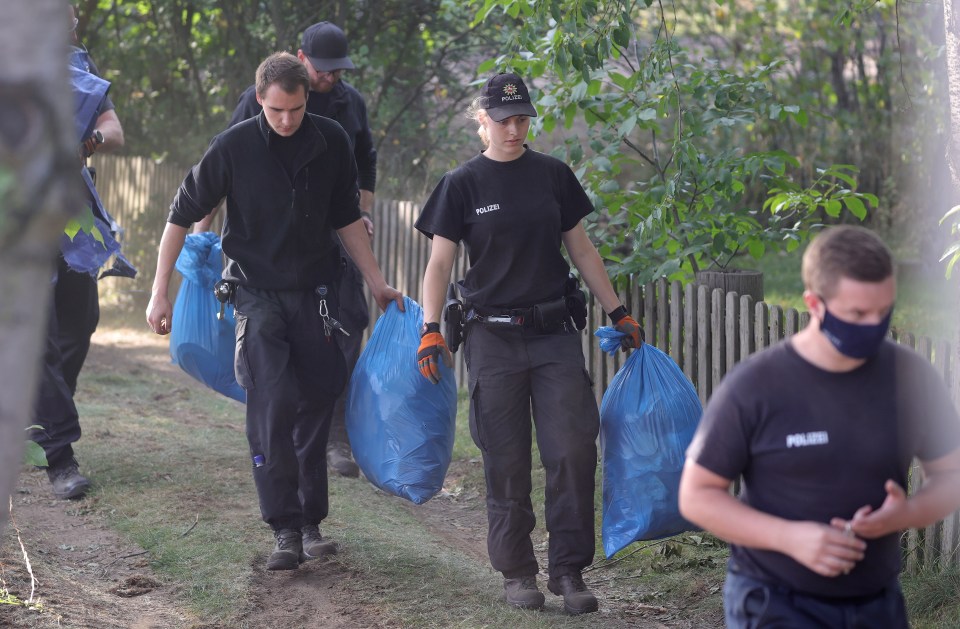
[547,573,598,615]
[46,458,90,499]
[266,529,303,570]
[503,575,545,610]
[326,442,359,478]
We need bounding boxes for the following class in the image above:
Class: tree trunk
[695,269,764,303]
[0,0,77,534]
[947,0,960,197]
[945,0,960,414]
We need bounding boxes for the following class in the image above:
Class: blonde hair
[466,97,490,148]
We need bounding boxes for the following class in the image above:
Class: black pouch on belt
[564,274,588,331]
[533,296,571,333]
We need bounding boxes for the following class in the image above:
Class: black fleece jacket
[167,112,361,290]
[229,80,377,193]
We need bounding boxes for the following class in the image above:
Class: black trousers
[54,254,100,394]
[31,257,99,467]
[328,256,369,446]
[32,301,82,468]
[233,285,347,530]
[464,322,600,580]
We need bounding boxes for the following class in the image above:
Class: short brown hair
[801,225,893,298]
[255,52,308,99]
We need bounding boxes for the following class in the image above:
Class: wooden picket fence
[92,155,959,572]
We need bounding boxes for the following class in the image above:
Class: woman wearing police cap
[414,72,641,615]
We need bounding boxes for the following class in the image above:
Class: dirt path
[2,471,194,628]
[1,330,399,629]
[1,329,717,628]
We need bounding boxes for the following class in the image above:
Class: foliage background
[74,0,954,274]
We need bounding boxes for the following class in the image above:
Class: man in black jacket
[205,21,377,478]
[146,52,402,570]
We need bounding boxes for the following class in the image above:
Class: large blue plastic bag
[170,232,245,403]
[346,297,457,504]
[596,326,702,557]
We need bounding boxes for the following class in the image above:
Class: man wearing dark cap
[200,21,377,478]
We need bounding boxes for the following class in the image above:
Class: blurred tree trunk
[947,0,960,196]
[0,0,77,533]
[947,0,960,406]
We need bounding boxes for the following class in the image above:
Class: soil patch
[2,470,194,628]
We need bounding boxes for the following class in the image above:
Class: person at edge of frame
[32,4,128,501]
[194,21,376,479]
[678,225,960,628]
[146,52,403,571]
[413,72,643,616]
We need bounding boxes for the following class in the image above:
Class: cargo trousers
[233,285,346,530]
[464,321,600,580]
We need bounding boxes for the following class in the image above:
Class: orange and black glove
[417,322,452,384]
[608,305,643,351]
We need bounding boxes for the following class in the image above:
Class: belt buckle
[486,315,515,325]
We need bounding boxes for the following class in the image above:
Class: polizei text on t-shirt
[785,431,829,448]
[475,204,500,215]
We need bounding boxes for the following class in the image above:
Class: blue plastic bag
[170,232,245,403]
[596,326,702,557]
[346,297,457,504]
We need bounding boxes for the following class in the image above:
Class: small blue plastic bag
[595,326,702,557]
[170,232,245,403]
[346,297,457,504]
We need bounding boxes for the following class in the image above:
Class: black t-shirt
[414,148,593,310]
[687,339,960,598]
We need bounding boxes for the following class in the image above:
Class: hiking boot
[46,458,90,500]
[503,575,545,610]
[301,524,339,559]
[266,529,303,570]
[547,573,598,615]
[326,442,359,478]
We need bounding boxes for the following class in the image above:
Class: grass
[62,331,730,627]
[15,319,960,627]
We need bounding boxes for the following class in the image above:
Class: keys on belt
[315,285,350,338]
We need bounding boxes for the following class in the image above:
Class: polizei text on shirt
[785,431,829,448]
[475,204,500,215]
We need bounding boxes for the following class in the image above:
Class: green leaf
[842,196,867,220]
[748,239,765,259]
[618,115,637,138]
[477,58,497,73]
[637,108,657,121]
[940,205,960,224]
[612,25,631,48]
[824,199,842,217]
[25,440,48,467]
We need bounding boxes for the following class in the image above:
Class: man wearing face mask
[678,225,960,628]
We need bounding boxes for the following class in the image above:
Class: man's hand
[840,479,911,539]
[371,284,404,313]
[418,323,452,384]
[146,293,173,335]
[782,520,866,578]
[361,215,374,239]
[79,129,103,158]
[609,306,643,350]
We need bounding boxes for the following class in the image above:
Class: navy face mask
[818,302,893,359]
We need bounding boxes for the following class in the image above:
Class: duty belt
[466,307,534,327]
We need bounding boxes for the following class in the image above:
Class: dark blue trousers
[724,570,909,628]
